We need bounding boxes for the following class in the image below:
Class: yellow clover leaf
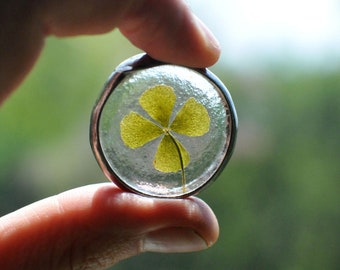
[120,84,210,191]
[170,97,210,136]
[120,112,163,149]
[139,84,176,127]
[154,134,190,173]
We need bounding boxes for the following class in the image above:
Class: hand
[0,0,220,102]
[0,184,219,269]
[0,1,221,269]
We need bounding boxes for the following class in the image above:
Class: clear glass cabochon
[91,54,237,198]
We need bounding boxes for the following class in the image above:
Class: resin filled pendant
[90,54,237,198]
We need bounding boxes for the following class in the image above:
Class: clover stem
[167,132,186,193]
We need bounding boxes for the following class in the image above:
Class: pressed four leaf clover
[120,84,210,191]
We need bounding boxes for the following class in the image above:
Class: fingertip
[191,14,221,66]
[187,196,220,247]
[86,184,219,252]
[119,0,221,68]
[141,197,220,253]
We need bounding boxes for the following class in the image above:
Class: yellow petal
[153,134,190,173]
[170,97,210,136]
[120,112,163,149]
[139,85,176,127]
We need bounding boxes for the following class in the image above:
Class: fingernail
[143,227,208,253]
[194,15,220,51]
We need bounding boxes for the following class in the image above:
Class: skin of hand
[0,0,221,269]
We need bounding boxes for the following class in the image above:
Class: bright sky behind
[187,0,340,68]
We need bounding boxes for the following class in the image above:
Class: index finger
[0,0,220,101]
[45,0,220,66]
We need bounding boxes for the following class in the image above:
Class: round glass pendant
[90,54,237,198]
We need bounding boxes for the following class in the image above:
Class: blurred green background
[1,1,340,269]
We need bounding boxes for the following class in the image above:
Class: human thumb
[0,183,219,270]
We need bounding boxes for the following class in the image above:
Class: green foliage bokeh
[0,31,339,269]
